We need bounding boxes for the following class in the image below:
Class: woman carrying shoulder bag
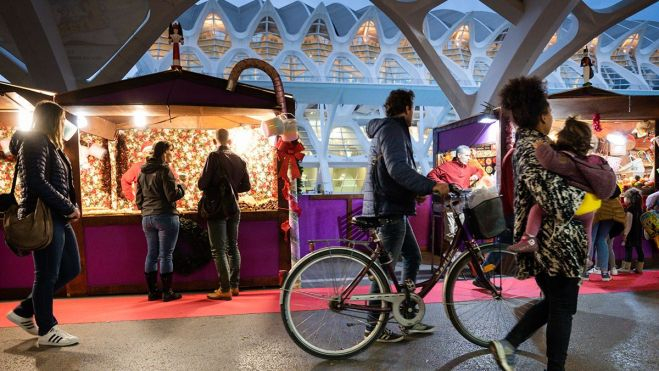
[136,141,186,302]
[5,101,82,347]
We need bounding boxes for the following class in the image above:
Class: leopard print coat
[513,128,587,279]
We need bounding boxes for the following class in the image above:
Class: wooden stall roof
[54,69,295,136]
[0,82,54,110]
[548,86,659,120]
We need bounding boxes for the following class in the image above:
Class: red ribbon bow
[276,138,305,182]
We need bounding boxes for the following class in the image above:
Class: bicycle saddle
[351,216,381,229]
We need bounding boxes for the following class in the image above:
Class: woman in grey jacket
[136,141,186,302]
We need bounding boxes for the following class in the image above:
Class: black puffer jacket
[9,132,77,219]
[362,116,435,217]
[136,158,185,216]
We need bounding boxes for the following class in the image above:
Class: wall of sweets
[0,126,278,213]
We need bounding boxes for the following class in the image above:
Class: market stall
[429,113,501,257]
[0,68,296,298]
[547,86,659,266]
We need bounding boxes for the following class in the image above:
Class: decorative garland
[115,133,129,199]
[173,217,212,275]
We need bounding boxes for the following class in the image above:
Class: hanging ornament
[592,113,602,132]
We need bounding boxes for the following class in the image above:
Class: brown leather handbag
[2,161,53,254]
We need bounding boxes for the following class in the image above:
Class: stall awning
[548,86,659,120]
[54,69,295,135]
[0,82,54,111]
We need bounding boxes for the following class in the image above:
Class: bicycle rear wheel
[280,247,390,359]
[444,244,540,347]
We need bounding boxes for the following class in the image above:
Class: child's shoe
[507,235,538,254]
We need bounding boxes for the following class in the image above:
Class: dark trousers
[505,272,580,371]
[13,217,81,336]
[207,211,241,291]
[624,243,644,262]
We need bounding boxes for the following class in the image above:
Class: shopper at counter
[5,101,82,347]
[136,140,186,302]
[199,129,251,301]
[121,141,178,204]
[427,145,484,246]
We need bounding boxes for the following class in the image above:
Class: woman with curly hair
[489,77,587,371]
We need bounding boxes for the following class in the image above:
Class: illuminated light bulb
[134,112,147,128]
[77,116,88,129]
[18,110,33,131]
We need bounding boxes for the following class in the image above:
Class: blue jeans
[592,220,613,272]
[13,217,81,336]
[367,216,422,330]
[207,211,241,291]
[142,214,180,274]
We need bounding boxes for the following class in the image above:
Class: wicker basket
[465,196,506,239]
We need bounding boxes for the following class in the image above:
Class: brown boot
[231,287,239,296]
[619,261,632,273]
[207,289,232,301]
[634,262,644,274]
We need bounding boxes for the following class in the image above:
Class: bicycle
[280,187,538,359]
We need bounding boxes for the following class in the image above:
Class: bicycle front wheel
[280,247,390,359]
[444,244,541,347]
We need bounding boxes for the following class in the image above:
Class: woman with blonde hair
[5,101,81,346]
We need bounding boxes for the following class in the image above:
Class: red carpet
[1,271,657,328]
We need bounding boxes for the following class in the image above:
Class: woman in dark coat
[490,77,587,371]
[136,140,186,302]
[5,101,82,347]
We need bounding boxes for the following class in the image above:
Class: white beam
[0,0,76,91]
[373,0,474,118]
[531,0,658,79]
[469,0,580,115]
[479,0,525,24]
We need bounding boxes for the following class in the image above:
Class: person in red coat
[427,145,484,246]
[427,145,484,188]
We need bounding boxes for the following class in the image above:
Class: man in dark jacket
[362,89,449,342]
[198,129,251,300]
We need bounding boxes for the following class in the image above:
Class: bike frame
[336,195,499,313]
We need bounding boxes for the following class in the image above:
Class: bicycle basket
[464,195,506,239]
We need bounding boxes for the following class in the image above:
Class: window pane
[600,64,630,89]
[280,55,313,81]
[473,60,490,86]
[378,58,412,84]
[198,12,231,59]
[443,25,470,69]
[328,126,363,157]
[330,167,366,194]
[641,64,659,90]
[398,37,421,67]
[486,28,507,58]
[302,19,332,63]
[611,33,639,73]
[303,104,327,138]
[224,53,268,80]
[329,57,364,83]
[560,65,582,89]
[350,20,380,64]
[300,167,318,193]
[181,52,203,73]
[250,16,283,61]
[297,126,315,155]
[149,29,171,60]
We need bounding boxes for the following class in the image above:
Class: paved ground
[1,290,657,371]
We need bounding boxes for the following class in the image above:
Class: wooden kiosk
[0,69,296,298]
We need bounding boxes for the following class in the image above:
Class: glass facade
[350,20,380,64]
[302,19,332,64]
[443,25,471,69]
[198,12,231,59]
[250,16,283,61]
[132,1,659,193]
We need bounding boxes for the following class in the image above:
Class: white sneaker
[37,325,79,347]
[587,267,601,275]
[610,267,619,276]
[6,311,38,336]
